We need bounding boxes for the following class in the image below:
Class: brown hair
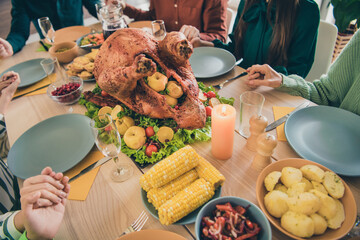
[234,0,299,66]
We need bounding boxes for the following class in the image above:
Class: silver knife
[70,156,112,182]
[265,101,310,132]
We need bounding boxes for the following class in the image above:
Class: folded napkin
[65,150,105,201]
[13,73,56,99]
[272,106,295,142]
[36,42,52,52]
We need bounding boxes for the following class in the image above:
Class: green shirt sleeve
[212,0,245,60]
[6,0,31,54]
[277,30,360,115]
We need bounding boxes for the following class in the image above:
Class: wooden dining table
[1,25,359,240]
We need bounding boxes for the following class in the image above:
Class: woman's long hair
[234,0,299,66]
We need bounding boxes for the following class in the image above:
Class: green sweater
[213,0,319,78]
[6,0,99,54]
[278,29,360,115]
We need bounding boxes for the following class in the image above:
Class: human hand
[189,37,214,48]
[245,64,283,88]
[20,167,70,240]
[0,38,14,58]
[105,0,126,9]
[0,71,20,114]
[180,25,200,42]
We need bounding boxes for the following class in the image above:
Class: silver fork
[119,211,149,236]
[213,71,248,90]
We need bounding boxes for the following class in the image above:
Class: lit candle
[211,104,236,160]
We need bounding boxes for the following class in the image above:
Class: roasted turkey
[90,28,206,129]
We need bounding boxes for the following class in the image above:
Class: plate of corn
[139,145,225,225]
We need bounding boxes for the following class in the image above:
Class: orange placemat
[272,106,295,142]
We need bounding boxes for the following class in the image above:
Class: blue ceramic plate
[189,47,236,78]
[141,186,222,225]
[0,58,47,88]
[285,106,360,176]
[8,114,94,179]
[195,196,272,240]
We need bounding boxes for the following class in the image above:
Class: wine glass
[90,114,133,182]
[37,17,55,43]
[151,20,166,40]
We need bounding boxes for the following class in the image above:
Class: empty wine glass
[151,20,166,40]
[95,2,106,22]
[38,17,55,43]
[90,114,133,182]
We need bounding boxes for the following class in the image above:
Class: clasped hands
[15,167,70,240]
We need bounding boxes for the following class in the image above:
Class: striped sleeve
[0,114,10,158]
[0,210,23,240]
[0,158,21,214]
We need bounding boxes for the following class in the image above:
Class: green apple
[157,126,174,144]
[123,126,146,149]
[115,116,135,135]
[165,95,178,107]
[148,72,168,92]
[167,81,183,98]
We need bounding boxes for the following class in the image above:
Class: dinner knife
[70,156,112,182]
[265,101,310,132]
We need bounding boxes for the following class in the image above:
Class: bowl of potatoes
[256,158,356,240]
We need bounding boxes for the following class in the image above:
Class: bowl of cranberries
[47,77,83,105]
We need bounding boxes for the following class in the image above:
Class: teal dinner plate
[284,106,360,176]
[141,186,222,225]
[189,47,236,78]
[8,114,94,179]
[0,58,47,88]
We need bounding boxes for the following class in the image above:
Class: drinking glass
[37,17,55,43]
[239,91,265,138]
[90,114,133,182]
[151,20,166,40]
[40,57,66,83]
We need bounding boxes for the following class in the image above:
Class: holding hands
[246,64,283,88]
[15,167,70,240]
[0,38,13,59]
[0,71,20,114]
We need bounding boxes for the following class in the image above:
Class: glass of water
[151,20,166,40]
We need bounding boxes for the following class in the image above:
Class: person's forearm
[0,94,13,114]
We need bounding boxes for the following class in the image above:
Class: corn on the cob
[196,156,225,189]
[140,174,153,192]
[147,169,198,209]
[145,145,199,188]
[158,178,214,225]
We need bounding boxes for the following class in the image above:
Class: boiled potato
[310,189,337,220]
[310,213,328,235]
[264,190,289,218]
[287,192,321,215]
[264,171,282,192]
[300,164,325,182]
[312,181,328,194]
[281,167,302,187]
[323,171,345,199]
[287,182,306,197]
[281,211,315,238]
[327,199,345,229]
[274,183,288,193]
[301,177,314,192]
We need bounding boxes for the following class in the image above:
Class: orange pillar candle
[211,104,236,160]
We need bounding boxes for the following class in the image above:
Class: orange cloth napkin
[65,150,105,201]
[272,106,295,142]
[13,73,56,98]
